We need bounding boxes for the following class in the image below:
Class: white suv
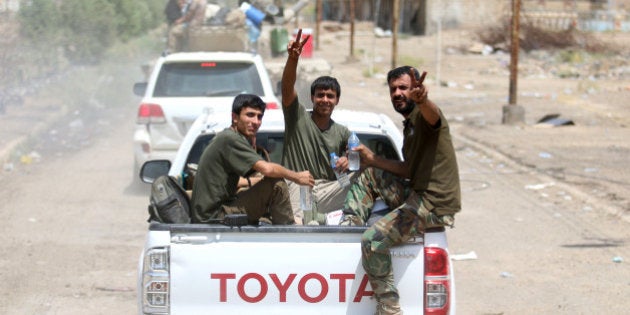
[132,51,280,179]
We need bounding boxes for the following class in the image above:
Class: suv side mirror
[140,160,171,183]
[133,82,148,97]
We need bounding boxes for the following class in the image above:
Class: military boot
[339,214,362,226]
[374,299,402,315]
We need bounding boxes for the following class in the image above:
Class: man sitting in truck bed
[342,66,461,315]
[281,29,357,225]
[167,0,208,52]
[190,94,314,225]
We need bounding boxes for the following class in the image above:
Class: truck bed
[140,223,449,314]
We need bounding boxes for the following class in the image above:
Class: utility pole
[503,0,525,124]
[391,0,399,69]
[316,0,322,51]
[347,0,357,62]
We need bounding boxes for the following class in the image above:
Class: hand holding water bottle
[330,152,350,188]
[347,131,360,171]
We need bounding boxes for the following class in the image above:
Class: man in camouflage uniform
[341,66,461,314]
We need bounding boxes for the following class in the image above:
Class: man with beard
[281,29,356,225]
[340,66,461,315]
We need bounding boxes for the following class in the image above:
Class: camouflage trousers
[342,168,411,224]
[346,168,452,302]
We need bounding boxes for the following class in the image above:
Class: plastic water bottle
[330,152,350,188]
[348,131,360,171]
[299,185,312,211]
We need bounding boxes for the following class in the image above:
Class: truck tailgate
[167,226,425,314]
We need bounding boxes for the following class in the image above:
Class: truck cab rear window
[153,62,265,97]
[185,132,400,171]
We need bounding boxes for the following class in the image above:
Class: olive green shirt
[403,106,461,217]
[191,128,262,223]
[282,98,350,180]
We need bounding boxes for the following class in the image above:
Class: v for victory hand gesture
[408,69,428,105]
[287,28,311,60]
[408,68,441,126]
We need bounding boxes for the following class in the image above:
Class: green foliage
[15,1,66,77]
[111,0,164,42]
[17,0,63,42]
[17,0,168,64]
[557,49,584,64]
[144,0,168,28]
[59,0,117,63]
[362,65,381,78]
[398,55,424,69]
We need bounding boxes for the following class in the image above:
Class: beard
[393,97,416,116]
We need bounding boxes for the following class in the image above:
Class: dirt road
[0,24,628,314]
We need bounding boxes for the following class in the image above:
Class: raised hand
[408,68,428,105]
[287,28,311,60]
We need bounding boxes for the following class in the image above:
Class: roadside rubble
[534,113,575,127]
[461,43,629,81]
[451,251,478,261]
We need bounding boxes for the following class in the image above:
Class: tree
[59,0,117,63]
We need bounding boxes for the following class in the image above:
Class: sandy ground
[264,21,630,220]
[0,21,628,314]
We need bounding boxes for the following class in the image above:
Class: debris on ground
[535,113,575,127]
[451,251,478,261]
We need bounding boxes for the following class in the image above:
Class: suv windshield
[153,62,265,97]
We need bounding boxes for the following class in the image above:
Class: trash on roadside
[538,152,553,159]
[69,118,84,130]
[19,151,42,165]
[467,42,493,55]
[29,151,41,162]
[94,286,134,292]
[525,182,555,190]
[534,113,575,128]
[500,271,514,278]
[3,163,13,172]
[440,80,458,88]
[373,27,392,38]
[612,256,623,263]
[20,154,33,165]
[451,251,478,261]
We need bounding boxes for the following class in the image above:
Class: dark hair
[232,94,266,114]
[387,66,421,84]
[310,76,341,99]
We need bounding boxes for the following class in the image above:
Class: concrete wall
[425,0,507,34]
[423,0,630,34]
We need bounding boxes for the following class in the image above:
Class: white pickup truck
[138,109,456,315]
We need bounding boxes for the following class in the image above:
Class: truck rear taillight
[142,247,170,314]
[137,103,167,124]
[424,247,450,315]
